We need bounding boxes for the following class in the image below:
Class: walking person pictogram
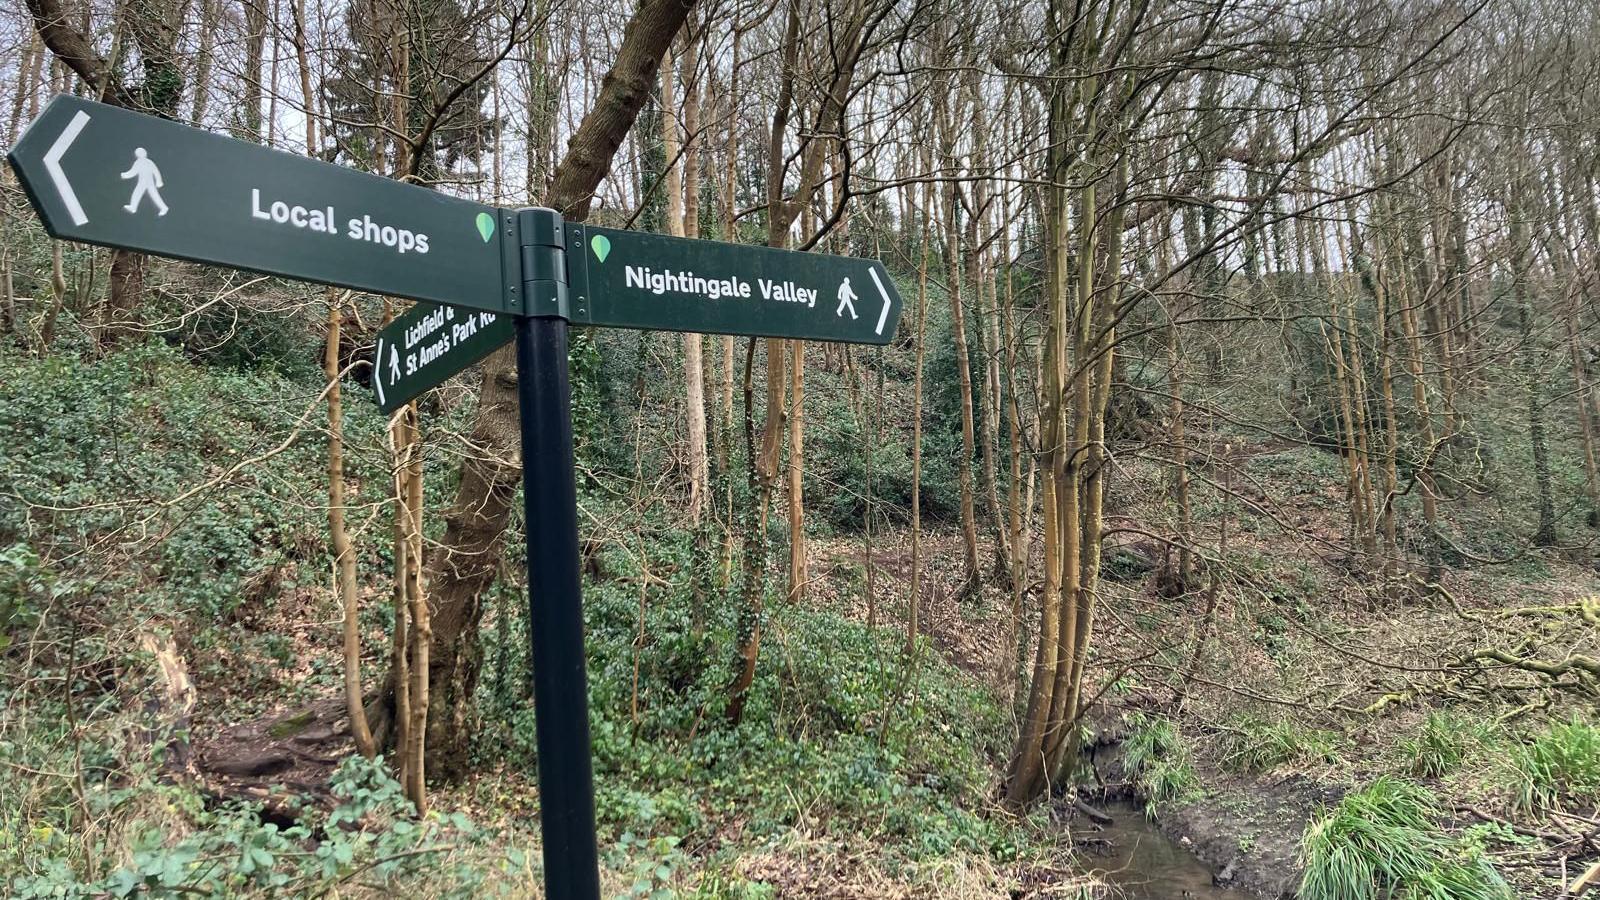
[388,346,403,384]
[836,276,859,319]
[121,147,168,216]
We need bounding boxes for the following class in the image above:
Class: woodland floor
[170,514,1600,899]
[57,398,1598,900]
[803,433,1600,897]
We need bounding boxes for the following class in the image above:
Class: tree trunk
[415,0,698,778]
[940,91,981,594]
[8,32,40,144]
[787,339,807,601]
[908,173,932,654]
[239,0,267,141]
[1006,53,1075,803]
[729,0,875,718]
[1512,204,1557,546]
[191,0,216,125]
[28,0,186,347]
[714,25,742,589]
[727,8,796,725]
[327,299,376,759]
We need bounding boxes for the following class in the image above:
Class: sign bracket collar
[515,207,570,320]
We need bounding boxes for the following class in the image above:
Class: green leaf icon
[591,234,611,263]
[475,212,495,243]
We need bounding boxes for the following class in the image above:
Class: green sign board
[7,95,512,314]
[564,225,902,344]
[372,303,513,414]
[8,96,905,415]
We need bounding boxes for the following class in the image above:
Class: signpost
[9,96,903,900]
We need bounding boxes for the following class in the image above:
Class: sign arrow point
[869,266,893,336]
[372,338,388,407]
[43,110,91,226]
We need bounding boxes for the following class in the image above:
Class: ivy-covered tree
[321,0,504,181]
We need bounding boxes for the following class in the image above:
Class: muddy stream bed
[1082,799,1262,899]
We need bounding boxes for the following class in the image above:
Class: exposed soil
[193,695,354,822]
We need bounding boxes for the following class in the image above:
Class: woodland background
[2,0,1599,897]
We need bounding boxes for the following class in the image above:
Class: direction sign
[8,95,513,314]
[372,302,513,413]
[564,225,902,343]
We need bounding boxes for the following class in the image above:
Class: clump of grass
[1507,716,1600,815]
[1398,711,1485,778]
[1221,715,1341,773]
[1300,777,1511,900]
[1122,714,1198,809]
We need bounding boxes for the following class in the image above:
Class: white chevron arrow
[869,266,892,336]
[43,110,90,226]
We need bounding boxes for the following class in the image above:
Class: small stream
[1082,800,1259,900]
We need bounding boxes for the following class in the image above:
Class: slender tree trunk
[940,91,981,594]
[8,33,40,144]
[1394,250,1442,586]
[412,0,699,776]
[301,24,376,751]
[401,409,429,813]
[1565,293,1600,525]
[1,248,14,338]
[1426,156,1461,437]
[966,88,1010,584]
[728,7,798,726]
[240,0,267,141]
[715,26,741,589]
[1056,160,1124,783]
[787,339,806,601]
[730,0,873,716]
[386,398,411,786]
[1330,215,1381,568]
[908,174,932,654]
[191,0,216,125]
[1511,206,1557,546]
[328,298,375,758]
[662,37,710,541]
[997,178,1033,692]
[1161,216,1194,594]
[1369,244,1401,582]
[1006,41,1075,802]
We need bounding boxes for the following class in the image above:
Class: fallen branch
[1493,596,1600,626]
[1362,673,1465,714]
[1461,648,1600,695]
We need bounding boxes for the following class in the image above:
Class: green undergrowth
[2,329,1040,896]
[1120,714,1199,811]
[1396,711,1491,779]
[8,756,526,899]
[475,524,1044,876]
[1299,777,1513,900]
[1221,715,1342,773]
[0,342,474,714]
[0,342,493,895]
[1506,715,1600,815]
